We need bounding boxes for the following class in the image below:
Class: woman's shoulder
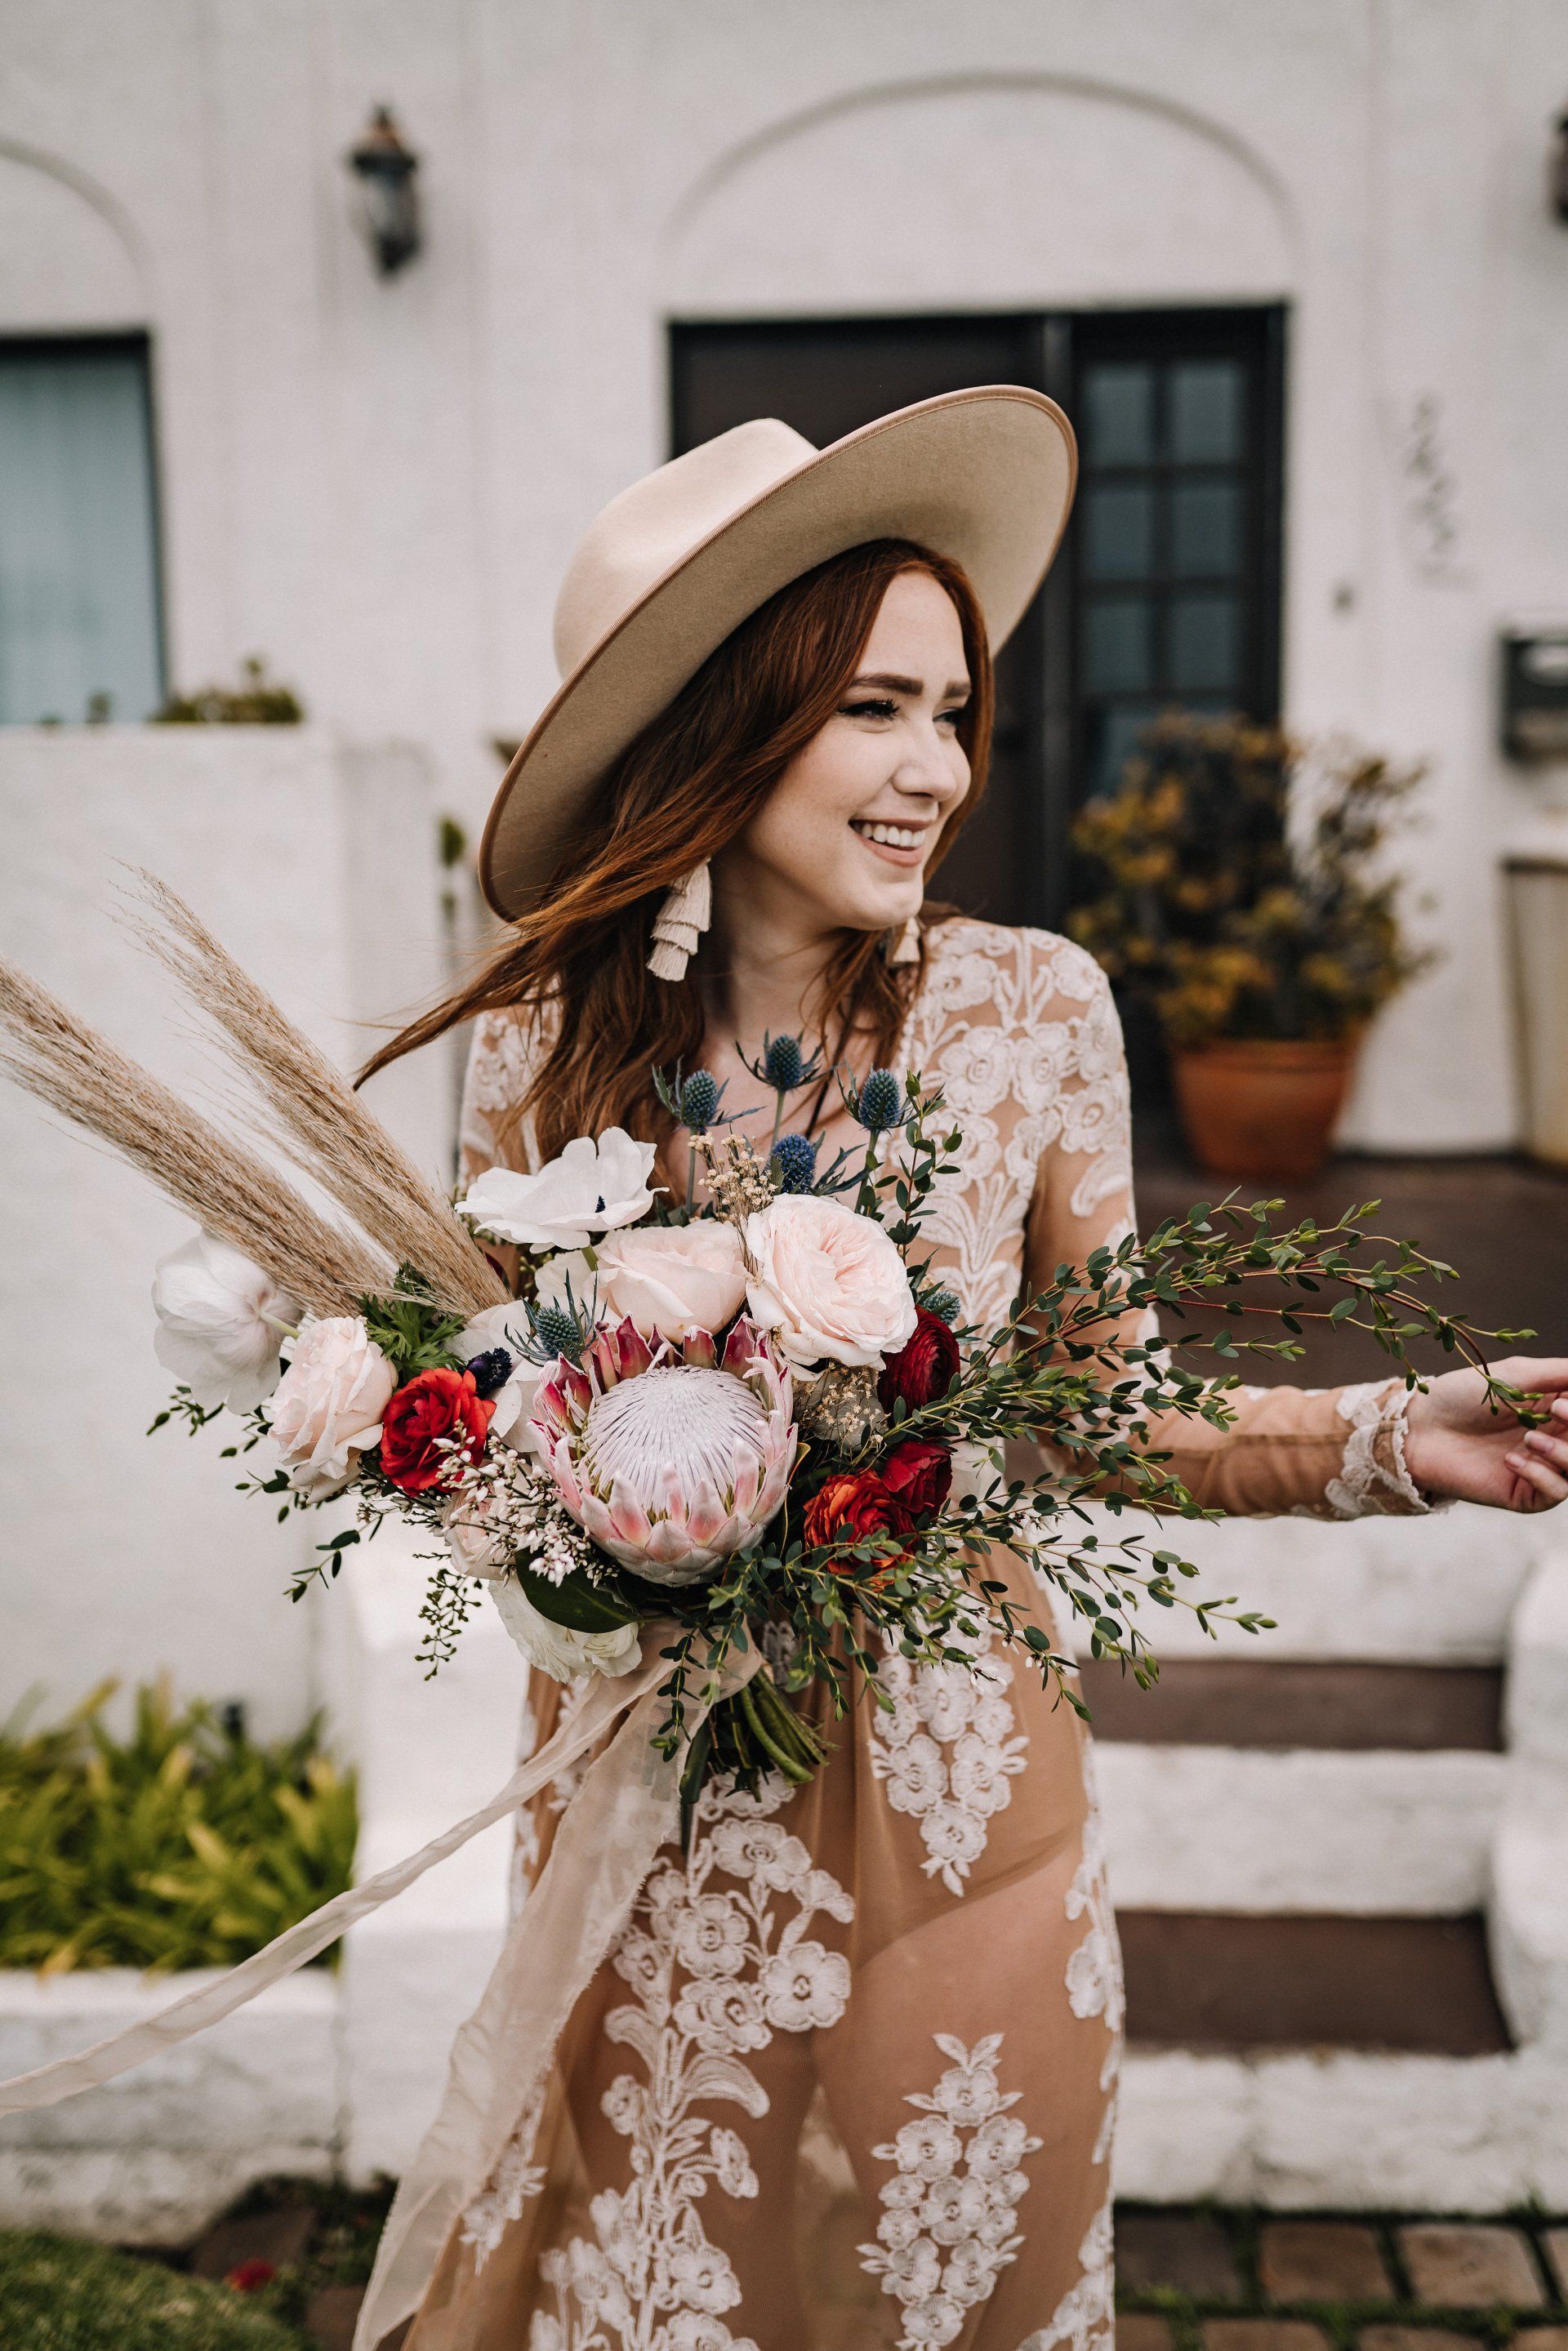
[462,1003,549,1116]
[920,914,1111,1017]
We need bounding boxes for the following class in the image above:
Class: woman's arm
[1019,964,1568,1519]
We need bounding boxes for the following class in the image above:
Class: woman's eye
[938,706,967,728]
[840,697,899,720]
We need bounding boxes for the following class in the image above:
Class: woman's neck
[701,868,840,1054]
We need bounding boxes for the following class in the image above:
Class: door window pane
[1169,592,1242,692]
[1169,359,1244,463]
[1089,701,1159,796]
[1171,479,1244,577]
[1082,483,1156,581]
[1084,597,1154,693]
[1083,363,1155,465]
[0,341,162,724]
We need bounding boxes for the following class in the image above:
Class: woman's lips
[850,817,929,868]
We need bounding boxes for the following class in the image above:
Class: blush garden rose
[743,1193,917,1370]
[268,1317,399,1498]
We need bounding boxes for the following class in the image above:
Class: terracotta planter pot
[1169,1036,1361,1182]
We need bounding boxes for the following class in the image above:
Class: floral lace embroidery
[528,1771,853,2351]
[1320,1380,1435,1520]
[1014,2193,1116,2351]
[462,2079,548,2265]
[867,1628,1028,1898]
[858,2031,1043,2346]
[904,923,1129,1334]
[1062,1740,1123,2167]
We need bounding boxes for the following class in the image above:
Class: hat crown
[552,417,818,677]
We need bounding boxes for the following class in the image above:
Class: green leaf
[512,1564,638,1632]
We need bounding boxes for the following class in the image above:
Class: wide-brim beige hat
[479,385,1077,918]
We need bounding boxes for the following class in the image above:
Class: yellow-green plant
[0,1683,355,1975]
[1067,715,1432,1047]
[0,2229,307,2349]
[152,655,304,725]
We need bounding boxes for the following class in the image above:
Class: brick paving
[1398,2222,1546,2309]
[1544,2231,1568,2301]
[1258,2222,1392,2304]
[156,2189,1568,2348]
[1117,2206,1568,2350]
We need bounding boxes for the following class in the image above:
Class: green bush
[0,1684,356,1974]
[0,2232,306,2351]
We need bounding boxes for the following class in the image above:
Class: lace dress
[405,919,1428,2351]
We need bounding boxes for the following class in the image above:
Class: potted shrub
[1068,716,1431,1180]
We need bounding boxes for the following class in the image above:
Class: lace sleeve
[458,1010,541,1186]
[1020,956,1436,1521]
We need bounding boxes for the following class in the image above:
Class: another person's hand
[1403,1357,1568,1510]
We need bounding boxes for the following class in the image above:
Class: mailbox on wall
[1501,627,1568,761]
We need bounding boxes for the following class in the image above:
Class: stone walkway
[163,2189,1568,2347]
[1118,2208,1568,2351]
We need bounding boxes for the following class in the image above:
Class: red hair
[362,539,994,1164]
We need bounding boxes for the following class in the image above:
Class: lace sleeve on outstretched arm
[1021,955,1436,1521]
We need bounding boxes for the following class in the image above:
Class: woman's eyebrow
[849,670,971,697]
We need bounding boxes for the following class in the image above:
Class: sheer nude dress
[406,919,1428,2351]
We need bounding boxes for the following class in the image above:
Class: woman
[369,394,1568,2351]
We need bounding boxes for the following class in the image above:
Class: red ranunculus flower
[877,1306,961,1414]
[801,1470,916,1564]
[380,1366,494,1494]
[225,2260,277,2294]
[880,1436,952,1521]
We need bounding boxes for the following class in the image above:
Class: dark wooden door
[669,309,1285,933]
[670,316,1049,928]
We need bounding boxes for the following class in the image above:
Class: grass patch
[0,2232,309,2350]
[0,1683,356,1973]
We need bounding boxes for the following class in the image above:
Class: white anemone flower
[455,1301,546,1454]
[152,1229,299,1410]
[457,1129,657,1251]
[488,1574,642,1683]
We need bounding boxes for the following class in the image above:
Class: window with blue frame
[0,335,164,725]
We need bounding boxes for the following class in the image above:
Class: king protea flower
[529,1316,794,1585]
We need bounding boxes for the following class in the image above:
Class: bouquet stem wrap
[0,1623,760,2351]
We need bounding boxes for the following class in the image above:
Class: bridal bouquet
[0,878,1526,1815]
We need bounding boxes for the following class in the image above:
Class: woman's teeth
[853,820,925,848]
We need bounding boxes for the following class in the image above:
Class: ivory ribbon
[355,1638,759,2350]
[0,1626,734,2117]
[0,1619,758,2351]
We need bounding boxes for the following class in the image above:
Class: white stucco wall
[1,0,1565,1152]
[0,729,446,1731]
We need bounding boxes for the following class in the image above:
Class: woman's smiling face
[714,568,973,939]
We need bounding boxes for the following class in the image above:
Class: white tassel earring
[883,914,921,966]
[647,861,712,982]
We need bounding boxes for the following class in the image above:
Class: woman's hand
[1403,1357,1568,1510]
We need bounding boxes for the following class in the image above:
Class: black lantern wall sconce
[1553,107,1568,225]
[347,105,421,275]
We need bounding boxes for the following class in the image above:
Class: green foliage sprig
[1068,715,1433,1046]
[0,1683,356,1975]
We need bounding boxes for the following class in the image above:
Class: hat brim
[479,385,1077,918]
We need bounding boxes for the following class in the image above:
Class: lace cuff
[1320,1378,1445,1519]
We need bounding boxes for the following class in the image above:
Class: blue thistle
[763,1034,805,1091]
[464,1346,514,1399]
[770,1133,818,1193]
[853,1068,904,1135]
[924,1289,961,1328]
[679,1070,720,1132]
[533,1302,586,1364]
